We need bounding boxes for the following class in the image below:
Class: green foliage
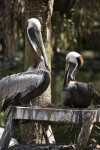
[52,124,81,144]
[52,71,64,104]
[0,55,24,78]
[18,28,24,51]
[0,111,7,128]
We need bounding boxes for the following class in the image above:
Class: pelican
[0,18,50,112]
[61,51,100,108]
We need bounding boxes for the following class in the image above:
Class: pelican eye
[66,59,69,63]
[34,25,39,32]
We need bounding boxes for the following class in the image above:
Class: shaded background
[0,0,100,145]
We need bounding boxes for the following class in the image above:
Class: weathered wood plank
[76,111,96,150]
[0,113,18,150]
[12,106,100,123]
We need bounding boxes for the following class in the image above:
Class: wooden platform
[0,106,100,150]
[12,106,100,123]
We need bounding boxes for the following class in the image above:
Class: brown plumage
[61,51,100,108]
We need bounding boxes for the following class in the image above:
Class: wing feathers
[1,92,21,112]
[0,72,44,101]
[0,70,46,112]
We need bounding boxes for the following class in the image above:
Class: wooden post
[0,113,18,150]
[42,124,55,144]
[75,111,96,150]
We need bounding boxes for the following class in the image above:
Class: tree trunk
[0,0,18,57]
[21,0,54,144]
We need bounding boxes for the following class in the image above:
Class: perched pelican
[0,18,50,112]
[61,51,100,108]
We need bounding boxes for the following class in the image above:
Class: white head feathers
[27,18,41,31]
[66,51,81,65]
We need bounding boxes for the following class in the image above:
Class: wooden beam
[12,106,100,123]
[76,111,96,150]
[0,113,18,150]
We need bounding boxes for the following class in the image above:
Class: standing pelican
[61,51,100,108]
[0,18,50,112]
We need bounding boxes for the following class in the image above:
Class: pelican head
[66,51,83,68]
[65,52,84,81]
[27,18,49,69]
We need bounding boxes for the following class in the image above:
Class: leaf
[68,19,72,23]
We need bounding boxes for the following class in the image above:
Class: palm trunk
[21,0,54,144]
